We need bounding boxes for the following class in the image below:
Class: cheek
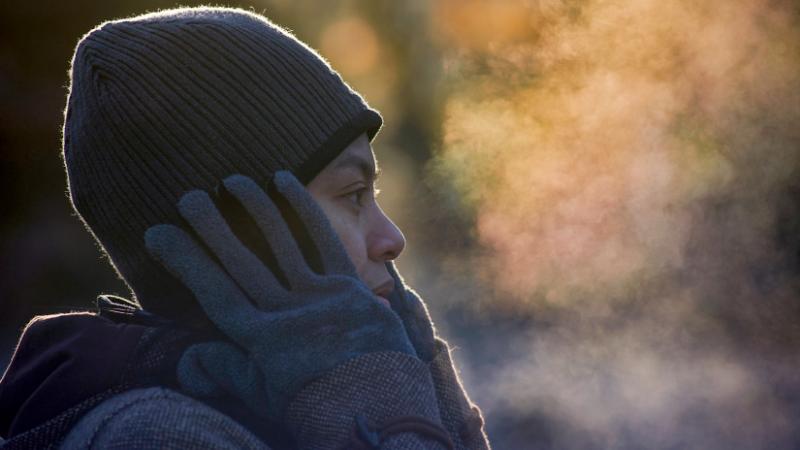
[316,202,369,278]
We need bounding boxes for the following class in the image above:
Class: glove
[145,172,415,419]
[385,261,438,362]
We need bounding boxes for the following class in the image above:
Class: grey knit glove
[385,261,438,362]
[385,264,491,449]
[145,172,415,420]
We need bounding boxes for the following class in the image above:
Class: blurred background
[3,0,800,448]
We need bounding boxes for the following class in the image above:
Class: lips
[372,280,394,308]
[375,295,391,308]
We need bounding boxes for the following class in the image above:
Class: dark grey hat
[63,7,383,320]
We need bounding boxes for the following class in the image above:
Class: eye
[343,185,379,209]
[345,188,366,206]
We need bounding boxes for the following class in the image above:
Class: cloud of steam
[427,0,800,447]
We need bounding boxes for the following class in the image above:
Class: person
[0,7,491,450]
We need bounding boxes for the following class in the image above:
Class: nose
[368,204,405,262]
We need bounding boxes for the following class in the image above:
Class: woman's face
[307,134,405,306]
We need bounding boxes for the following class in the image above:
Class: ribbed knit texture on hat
[63,7,383,320]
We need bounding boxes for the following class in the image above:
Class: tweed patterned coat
[0,309,489,449]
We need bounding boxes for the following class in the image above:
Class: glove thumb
[177,341,272,416]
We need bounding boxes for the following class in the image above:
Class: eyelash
[345,185,379,208]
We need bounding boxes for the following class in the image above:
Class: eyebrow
[331,153,381,183]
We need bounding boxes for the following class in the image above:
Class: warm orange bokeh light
[425,0,800,444]
[320,16,380,77]
[431,0,800,306]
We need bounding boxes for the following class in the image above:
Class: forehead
[335,134,374,164]
[317,133,377,180]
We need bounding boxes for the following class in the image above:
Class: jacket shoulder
[59,387,269,450]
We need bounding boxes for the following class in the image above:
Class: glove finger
[144,224,264,345]
[178,341,270,417]
[177,189,283,308]
[222,174,311,290]
[385,261,437,362]
[272,171,358,277]
[385,260,413,313]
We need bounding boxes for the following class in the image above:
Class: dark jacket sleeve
[428,338,491,450]
[285,351,454,449]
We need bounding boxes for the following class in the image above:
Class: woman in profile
[0,7,490,450]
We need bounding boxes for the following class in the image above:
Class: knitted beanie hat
[63,7,383,320]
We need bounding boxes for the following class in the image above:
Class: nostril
[384,228,405,261]
[370,206,406,261]
[369,228,405,262]
[384,246,401,261]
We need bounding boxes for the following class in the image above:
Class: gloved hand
[145,172,415,420]
[385,261,438,362]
